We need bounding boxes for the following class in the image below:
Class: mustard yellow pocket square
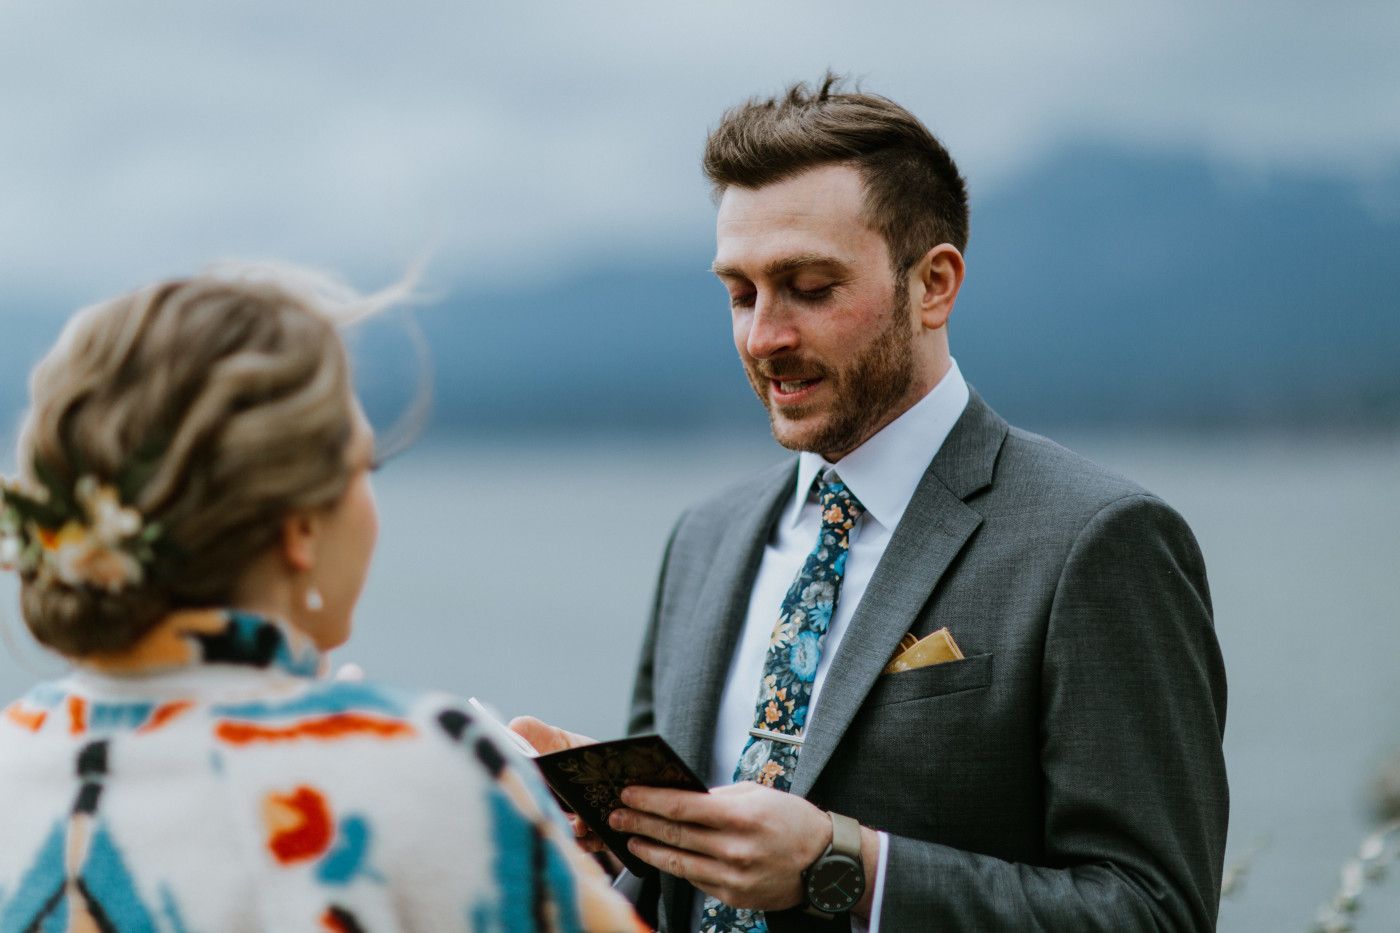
[883,627,964,674]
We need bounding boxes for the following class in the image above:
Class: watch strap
[829,811,861,860]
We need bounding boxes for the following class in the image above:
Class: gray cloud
[1,0,1396,300]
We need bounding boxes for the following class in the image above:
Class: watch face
[805,853,865,913]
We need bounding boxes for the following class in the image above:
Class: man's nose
[744,293,798,359]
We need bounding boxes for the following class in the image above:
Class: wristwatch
[801,810,866,916]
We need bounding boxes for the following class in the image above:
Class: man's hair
[703,72,969,273]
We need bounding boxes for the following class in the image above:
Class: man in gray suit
[519,76,1228,932]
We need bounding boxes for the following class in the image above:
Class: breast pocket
[863,652,994,708]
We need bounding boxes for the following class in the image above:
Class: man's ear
[913,244,965,332]
[279,511,320,574]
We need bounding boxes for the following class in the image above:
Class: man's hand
[507,715,611,857]
[609,781,843,913]
[508,715,597,756]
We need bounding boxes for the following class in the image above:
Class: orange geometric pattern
[215,713,415,745]
[137,700,196,735]
[263,785,334,864]
[81,608,226,674]
[0,609,650,932]
[3,702,46,733]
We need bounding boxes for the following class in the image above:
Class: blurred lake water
[1,430,1396,932]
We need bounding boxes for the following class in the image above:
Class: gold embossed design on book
[553,741,699,813]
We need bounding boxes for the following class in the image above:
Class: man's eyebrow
[710,254,845,279]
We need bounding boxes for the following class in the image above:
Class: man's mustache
[749,358,833,381]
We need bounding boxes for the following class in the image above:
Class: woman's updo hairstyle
[14,265,399,657]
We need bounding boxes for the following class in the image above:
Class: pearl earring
[305,585,324,612]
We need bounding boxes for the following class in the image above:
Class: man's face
[714,164,922,461]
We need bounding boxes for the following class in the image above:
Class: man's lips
[769,377,822,402]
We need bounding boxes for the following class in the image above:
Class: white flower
[0,533,19,570]
[800,580,836,608]
[768,617,797,651]
[76,477,142,544]
[41,518,144,592]
[738,739,773,781]
[51,537,144,592]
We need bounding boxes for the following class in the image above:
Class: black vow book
[535,734,709,876]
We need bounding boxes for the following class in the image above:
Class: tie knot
[818,478,864,531]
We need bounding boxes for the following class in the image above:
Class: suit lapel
[660,461,795,933]
[790,391,1008,797]
[663,460,797,778]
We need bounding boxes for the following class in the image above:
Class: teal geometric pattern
[0,612,644,933]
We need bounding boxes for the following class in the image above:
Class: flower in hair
[0,529,18,570]
[1,469,163,593]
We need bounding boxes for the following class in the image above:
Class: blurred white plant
[1220,834,1271,899]
[1309,820,1400,933]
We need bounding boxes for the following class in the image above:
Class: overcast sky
[2,1,1398,303]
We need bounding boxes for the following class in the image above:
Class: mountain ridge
[3,145,1396,440]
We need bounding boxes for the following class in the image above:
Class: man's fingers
[611,807,764,871]
[620,784,731,828]
[558,814,607,854]
[621,782,771,834]
[505,715,559,753]
[614,784,824,913]
[610,807,717,855]
[507,715,596,755]
[626,834,729,889]
[626,836,778,911]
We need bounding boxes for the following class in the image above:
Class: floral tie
[701,476,865,933]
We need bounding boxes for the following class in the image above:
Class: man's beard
[744,289,916,458]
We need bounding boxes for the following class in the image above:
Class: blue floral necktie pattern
[701,476,865,933]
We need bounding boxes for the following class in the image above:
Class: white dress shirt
[696,359,970,933]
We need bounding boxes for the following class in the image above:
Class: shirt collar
[790,358,970,532]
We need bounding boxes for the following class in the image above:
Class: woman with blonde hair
[0,267,646,932]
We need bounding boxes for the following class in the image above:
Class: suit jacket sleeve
[877,493,1228,932]
[627,513,685,740]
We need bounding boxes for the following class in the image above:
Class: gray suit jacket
[627,391,1228,931]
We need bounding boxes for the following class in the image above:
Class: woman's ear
[914,244,965,331]
[278,510,320,574]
